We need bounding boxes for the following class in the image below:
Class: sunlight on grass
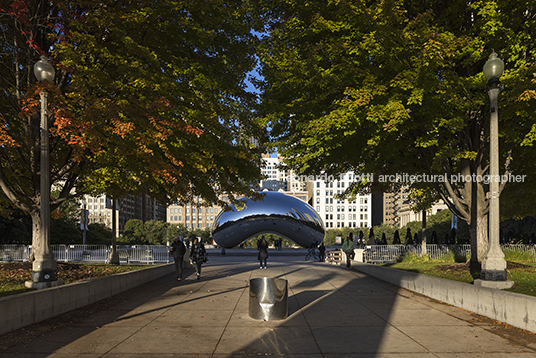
[385,248,536,297]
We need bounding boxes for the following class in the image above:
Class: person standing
[170,236,186,281]
[342,233,355,268]
[258,236,269,269]
[318,242,326,262]
[190,238,206,280]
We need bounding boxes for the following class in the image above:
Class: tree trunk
[468,176,488,267]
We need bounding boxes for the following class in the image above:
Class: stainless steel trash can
[249,277,288,320]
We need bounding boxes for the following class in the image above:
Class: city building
[381,187,448,227]
[307,171,372,229]
[81,193,166,236]
[166,196,221,230]
[260,153,288,191]
[398,200,448,227]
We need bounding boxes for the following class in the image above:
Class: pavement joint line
[211,263,252,357]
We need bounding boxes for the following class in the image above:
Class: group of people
[170,236,206,281]
[171,235,341,281]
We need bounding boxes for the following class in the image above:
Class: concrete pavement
[1,254,536,357]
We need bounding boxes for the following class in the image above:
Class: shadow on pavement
[1,255,535,357]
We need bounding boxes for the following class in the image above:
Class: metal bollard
[249,277,288,321]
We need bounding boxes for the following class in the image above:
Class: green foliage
[257,0,536,263]
[1,1,265,251]
[85,223,112,245]
[500,217,536,243]
[365,209,471,245]
[324,227,365,246]
[50,217,81,245]
[371,223,397,244]
[0,209,32,244]
[190,228,212,244]
[438,249,470,263]
[503,247,536,262]
[119,219,209,245]
[398,252,433,264]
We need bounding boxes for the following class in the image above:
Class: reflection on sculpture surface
[212,191,325,248]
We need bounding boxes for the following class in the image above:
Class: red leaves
[9,0,31,26]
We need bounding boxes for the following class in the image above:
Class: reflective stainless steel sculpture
[249,277,288,320]
[212,191,325,248]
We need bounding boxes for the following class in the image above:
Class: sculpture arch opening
[212,191,325,248]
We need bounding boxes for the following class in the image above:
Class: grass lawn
[0,261,148,297]
[384,250,536,297]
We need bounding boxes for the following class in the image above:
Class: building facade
[308,172,372,229]
[166,196,222,230]
[81,193,166,236]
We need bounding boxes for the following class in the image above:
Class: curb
[0,263,175,336]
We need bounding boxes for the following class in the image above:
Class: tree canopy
[1,1,265,251]
[257,0,536,263]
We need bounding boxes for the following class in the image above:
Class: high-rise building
[80,193,166,236]
[307,171,372,229]
[260,153,288,191]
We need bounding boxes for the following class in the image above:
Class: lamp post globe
[33,56,55,83]
[474,50,513,289]
[25,56,63,289]
[483,50,504,83]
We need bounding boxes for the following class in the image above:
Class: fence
[362,244,535,264]
[363,244,471,263]
[0,244,172,265]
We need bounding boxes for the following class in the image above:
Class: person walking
[258,236,269,269]
[190,238,206,280]
[342,233,355,268]
[318,242,326,262]
[170,236,186,281]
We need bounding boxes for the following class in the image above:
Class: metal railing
[0,244,172,265]
[0,245,30,262]
[325,244,534,265]
[363,244,472,263]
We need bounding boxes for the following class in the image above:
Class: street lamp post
[25,56,63,289]
[475,50,513,289]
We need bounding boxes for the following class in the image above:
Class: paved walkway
[1,255,536,357]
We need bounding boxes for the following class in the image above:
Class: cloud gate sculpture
[212,191,325,248]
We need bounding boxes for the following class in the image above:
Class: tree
[1,1,264,280]
[86,223,112,245]
[257,0,536,267]
[393,230,401,245]
[121,219,145,244]
[371,223,396,244]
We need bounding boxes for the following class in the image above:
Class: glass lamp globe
[33,56,55,83]
[483,50,504,81]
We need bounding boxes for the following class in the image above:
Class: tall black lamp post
[475,50,513,289]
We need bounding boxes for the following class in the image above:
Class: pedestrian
[258,236,269,269]
[170,236,186,281]
[190,237,206,280]
[318,242,326,262]
[342,233,355,268]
